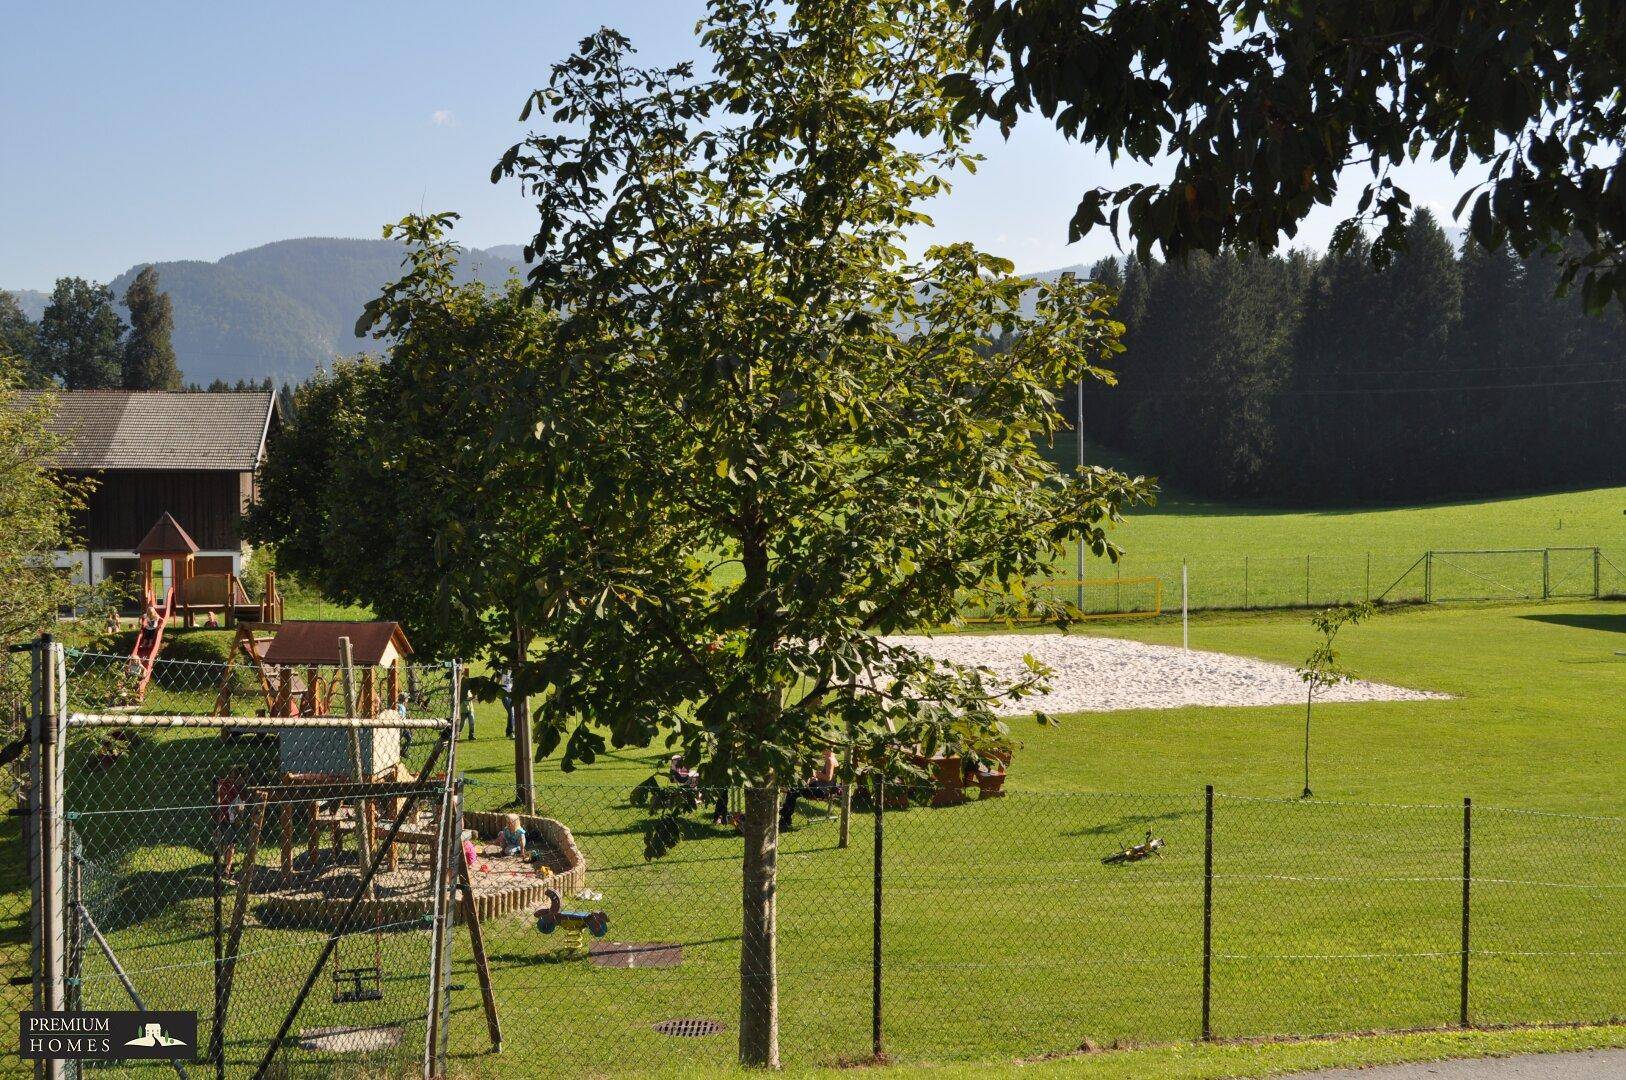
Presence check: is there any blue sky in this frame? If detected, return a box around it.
[2,2,1467,290]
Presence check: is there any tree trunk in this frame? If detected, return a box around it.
[512,615,535,813]
[738,784,780,1067]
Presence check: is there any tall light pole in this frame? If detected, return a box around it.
[1075,377,1085,606]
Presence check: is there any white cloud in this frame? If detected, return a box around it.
[430,109,456,127]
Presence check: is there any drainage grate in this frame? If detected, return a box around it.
[653,1018,726,1038]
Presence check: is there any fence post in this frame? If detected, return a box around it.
[1593,548,1601,599]
[39,635,66,1080]
[1542,549,1551,600]
[425,667,463,1079]
[25,639,41,1020]
[213,838,225,1080]
[872,774,884,1060]
[436,779,465,1074]
[1425,552,1433,604]
[1202,785,1214,1041]
[1460,796,1472,1028]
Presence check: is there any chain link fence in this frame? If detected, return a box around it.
[8,644,1623,1077]
[433,783,1620,1075]
[1061,547,1626,616]
[11,644,461,1079]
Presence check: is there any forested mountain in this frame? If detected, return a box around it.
[10,290,47,321]
[1074,210,1626,503]
[4,238,524,387]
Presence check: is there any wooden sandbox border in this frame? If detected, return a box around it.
[258,812,587,927]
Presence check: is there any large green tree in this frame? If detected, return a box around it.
[36,277,125,389]
[0,350,98,744]
[951,1,1626,309]
[121,266,182,390]
[0,293,41,386]
[249,230,562,813]
[484,1,1145,1063]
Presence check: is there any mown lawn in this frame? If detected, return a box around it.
[8,599,1623,1077]
[1052,470,1626,612]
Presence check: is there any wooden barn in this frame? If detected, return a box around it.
[23,390,279,600]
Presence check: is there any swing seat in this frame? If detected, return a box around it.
[332,965,384,1004]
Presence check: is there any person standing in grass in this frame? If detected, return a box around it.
[459,684,477,741]
[214,766,249,881]
[499,669,514,738]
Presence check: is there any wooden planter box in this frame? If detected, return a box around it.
[975,748,1011,799]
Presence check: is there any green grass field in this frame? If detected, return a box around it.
[18,596,1622,1078]
[10,483,1626,1077]
[1086,477,1626,559]
[1053,479,1626,613]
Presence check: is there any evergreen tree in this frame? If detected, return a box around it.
[1448,238,1525,489]
[1206,252,1302,496]
[1088,256,1123,291]
[36,278,125,389]
[1361,209,1462,498]
[121,266,182,390]
[1066,215,1618,502]
[1125,254,1226,485]
[1526,239,1626,486]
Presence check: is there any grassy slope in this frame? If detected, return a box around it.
[1091,484,1626,560]
[1049,483,1626,613]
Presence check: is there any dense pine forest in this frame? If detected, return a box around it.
[1073,210,1626,504]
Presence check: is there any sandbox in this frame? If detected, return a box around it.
[257,811,587,928]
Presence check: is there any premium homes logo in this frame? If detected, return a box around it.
[19,1011,196,1061]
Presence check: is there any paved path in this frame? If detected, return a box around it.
[1284,1049,1624,1079]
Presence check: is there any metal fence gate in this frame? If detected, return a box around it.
[15,637,472,1079]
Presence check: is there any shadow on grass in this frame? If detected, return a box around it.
[1519,612,1626,634]
[483,933,741,968]
[1065,808,1196,839]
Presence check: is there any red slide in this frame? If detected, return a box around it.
[127,585,174,701]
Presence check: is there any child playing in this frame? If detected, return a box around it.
[498,813,526,857]
[214,767,250,880]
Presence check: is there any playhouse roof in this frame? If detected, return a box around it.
[133,512,200,555]
[16,390,278,472]
[261,621,413,667]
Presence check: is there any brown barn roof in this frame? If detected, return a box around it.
[133,512,200,555]
[16,389,277,471]
[261,621,413,666]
